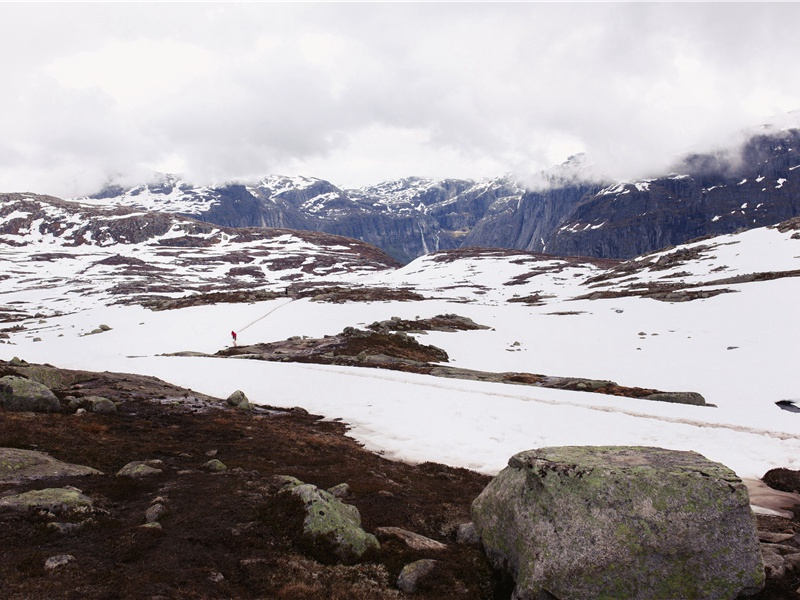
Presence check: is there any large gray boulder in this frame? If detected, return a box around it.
[0,488,93,514]
[472,446,765,600]
[0,448,102,483]
[279,477,380,564]
[0,375,61,412]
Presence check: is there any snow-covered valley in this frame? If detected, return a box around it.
[1,195,799,485]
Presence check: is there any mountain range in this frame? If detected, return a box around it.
[80,127,800,263]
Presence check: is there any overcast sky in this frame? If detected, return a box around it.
[1,3,800,197]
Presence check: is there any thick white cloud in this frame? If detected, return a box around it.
[1,3,799,196]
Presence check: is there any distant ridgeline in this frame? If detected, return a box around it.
[83,129,800,263]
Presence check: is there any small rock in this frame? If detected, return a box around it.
[205,449,218,457]
[327,483,350,498]
[456,522,480,546]
[785,553,800,571]
[45,554,75,570]
[9,357,27,366]
[209,571,224,583]
[116,461,164,478]
[203,459,227,472]
[98,324,111,331]
[86,396,117,414]
[375,527,447,551]
[762,547,786,580]
[758,531,796,544]
[139,522,162,530]
[397,559,438,594]
[226,390,250,410]
[47,522,82,534]
[145,503,169,524]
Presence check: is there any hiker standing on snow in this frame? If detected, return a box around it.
[231,331,237,346]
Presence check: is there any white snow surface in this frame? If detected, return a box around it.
[2,221,800,481]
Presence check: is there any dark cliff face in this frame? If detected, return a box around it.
[546,130,800,258]
[192,184,313,231]
[462,184,604,253]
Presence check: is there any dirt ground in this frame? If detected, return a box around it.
[0,360,798,599]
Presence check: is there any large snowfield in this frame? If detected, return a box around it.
[1,220,799,495]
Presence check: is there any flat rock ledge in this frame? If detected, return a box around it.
[472,446,765,600]
[0,447,103,483]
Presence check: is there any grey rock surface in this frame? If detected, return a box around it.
[397,559,438,594]
[280,479,380,564]
[472,446,765,600]
[0,487,93,514]
[226,390,250,410]
[0,447,102,483]
[374,526,447,551]
[0,375,61,412]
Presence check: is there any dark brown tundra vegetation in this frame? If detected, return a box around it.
[0,359,799,599]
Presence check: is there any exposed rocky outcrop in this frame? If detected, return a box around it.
[472,446,765,600]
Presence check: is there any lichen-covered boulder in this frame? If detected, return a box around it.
[472,446,765,600]
[0,487,93,514]
[0,448,102,483]
[116,460,164,478]
[226,390,250,410]
[0,375,61,412]
[279,478,379,564]
[83,396,117,414]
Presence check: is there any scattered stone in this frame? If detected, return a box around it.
[456,522,480,546]
[86,396,117,414]
[8,357,27,366]
[0,447,102,483]
[784,553,800,571]
[397,559,438,594]
[762,547,786,580]
[47,522,83,535]
[375,526,447,551]
[203,459,227,472]
[145,503,169,524]
[0,375,61,413]
[280,478,380,564]
[116,460,164,478]
[98,324,111,331]
[45,554,75,570]
[759,531,796,544]
[226,390,250,410]
[327,483,350,498]
[472,446,765,600]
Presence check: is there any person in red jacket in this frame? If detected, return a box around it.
[231,331,237,346]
